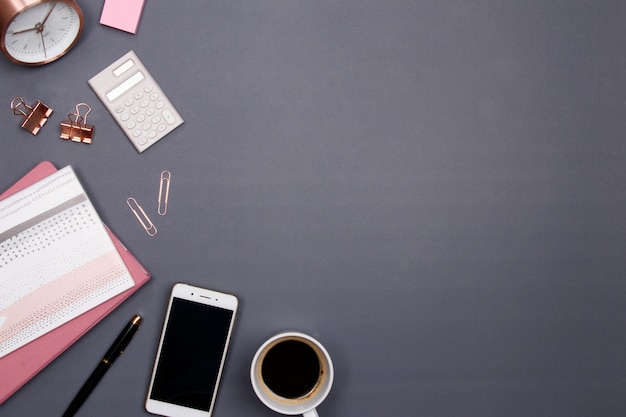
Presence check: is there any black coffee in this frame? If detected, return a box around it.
[261,339,321,399]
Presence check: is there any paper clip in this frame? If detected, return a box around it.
[60,103,95,144]
[11,96,53,135]
[127,197,157,236]
[157,170,171,216]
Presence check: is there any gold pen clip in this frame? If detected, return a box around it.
[157,170,171,216]
[126,197,157,236]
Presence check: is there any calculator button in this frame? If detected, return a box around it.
[134,92,143,100]
[138,137,148,145]
[124,98,134,107]
[155,101,165,109]
[146,108,156,116]
[114,105,124,113]
[144,85,154,93]
[126,120,136,129]
[130,106,140,115]
[120,113,131,122]
[149,93,159,101]
[152,115,161,124]
[136,114,146,123]
[148,130,158,140]
[157,124,167,132]
[162,109,177,125]
[142,123,152,131]
[140,100,149,108]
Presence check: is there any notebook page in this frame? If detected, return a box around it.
[0,166,135,358]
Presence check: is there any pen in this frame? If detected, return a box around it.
[62,314,143,417]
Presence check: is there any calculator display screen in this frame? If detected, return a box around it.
[106,72,145,102]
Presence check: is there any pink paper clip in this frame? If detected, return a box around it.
[127,197,157,236]
[157,170,171,216]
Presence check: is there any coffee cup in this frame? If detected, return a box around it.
[250,331,334,417]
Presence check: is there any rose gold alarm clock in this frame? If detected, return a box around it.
[0,0,83,65]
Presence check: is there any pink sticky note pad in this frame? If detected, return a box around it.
[100,0,146,34]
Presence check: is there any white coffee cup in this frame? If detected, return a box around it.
[250,332,334,417]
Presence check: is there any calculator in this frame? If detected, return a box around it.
[88,50,184,153]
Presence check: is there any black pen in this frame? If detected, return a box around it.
[62,315,143,417]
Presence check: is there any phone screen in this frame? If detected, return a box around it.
[149,297,234,412]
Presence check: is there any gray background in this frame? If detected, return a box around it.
[1,0,626,416]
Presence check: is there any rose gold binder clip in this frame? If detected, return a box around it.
[157,170,171,216]
[11,96,53,135]
[60,103,95,144]
[127,197,157,236]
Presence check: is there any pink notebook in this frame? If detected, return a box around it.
[0,161,151,404]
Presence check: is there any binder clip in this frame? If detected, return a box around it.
[60,103,95,144]
[11,96,53,135]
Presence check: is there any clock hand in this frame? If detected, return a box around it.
[41,3,56,27]
[40,30,47,58]
[10,26,39,35]
[11,4,55,35]
[10,3,55,36]
[38,2,57,58]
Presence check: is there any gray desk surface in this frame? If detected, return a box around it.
[2,1,626,416]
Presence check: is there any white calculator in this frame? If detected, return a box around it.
[88,50,183,153]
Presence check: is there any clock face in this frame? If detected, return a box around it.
[3,1,82,65]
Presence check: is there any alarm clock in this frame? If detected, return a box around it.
[0,0,83,66]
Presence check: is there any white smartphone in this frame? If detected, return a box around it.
[145,283,238,417]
